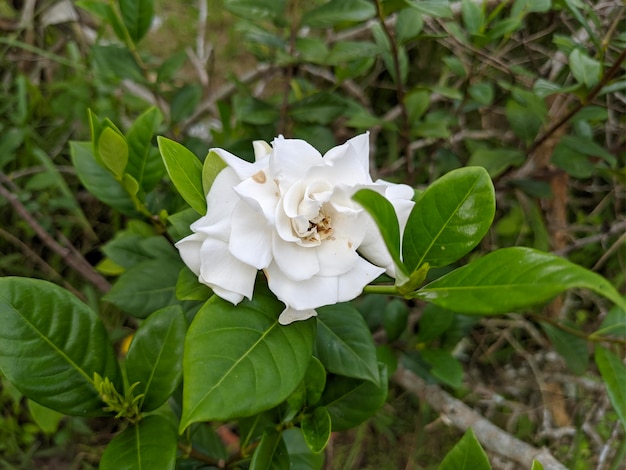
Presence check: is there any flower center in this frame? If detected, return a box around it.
[292,205,333,245]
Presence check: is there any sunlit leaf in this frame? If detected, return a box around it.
[438,428,490,470]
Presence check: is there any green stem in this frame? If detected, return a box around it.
[363,284,399,296]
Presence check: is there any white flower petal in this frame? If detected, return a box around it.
[192,169,241,239]
[323,132,371,182]
[253,140,272,161]
[270,137,322,183]
[278,306,317,325]
[337,256,385,302]
[211,148,257,180]
[316,237,360,276]
[229,203,273,269]
[175,232,205,276]
[272,236,320,281]
[265,262,337,310]
[198,237,257,303]
[234,171,280,224]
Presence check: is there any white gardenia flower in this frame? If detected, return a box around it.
[176,132,415,325]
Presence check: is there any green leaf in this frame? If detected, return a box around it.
[98,127,128,180]
[405,89,431,124]
[126,107,164,192]
[290,92,347,125]
[103,257,183,318]
[594,302,626,339]
[176,266,213,301]
[283,428,324,470]
[125,306,186,411]
[27,400,64,434]
[420,349,463,388]
[70,141,138,216]
[301,407,331,453]
[353,189,407,277]
[0,277,121,416]
[552,142,594,178]
[225,0,286,21]
[383,298,409,341]
[569,48,602,88]
[157,137,206,215]
[302,0,376,27]
[416,304,455,343]
[438,428,490,470]
[560,135,616,166]
[119,0,154,44]
[76,1,127,41]
[202,150,227,196]
[233,94,280,126]
[325,41,380,65]
[91,45,144,83]
[408,0,453,18]
[304,356,326,406]
[321,363,388,431]
[541,322,589,375]
[416,247,623,313]
[486,18,521,40]
[250,430,289,470]
[170,84,203,123]
[396,8,424,44]
[180,291,316,429]
[315,304,380,384]
[467,148,525,178]
[402,167,495,272]
[505,99,543,145]
[531,460,545,470]
[100,415,177,470]
[595,346,626,430]
[462,0,484,35]
[468,82,494,105]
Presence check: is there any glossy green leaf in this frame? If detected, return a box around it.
[321,363,387,431]
[100,415,177,470]
[304,356,326,406]
[176,266,212,301]
[541,322,588,375]
[409,0,453,18]
[402,167,495,272]
[552,142,594,178]
[315,303,380,384]
[595,346,626,429]
[0,277,121,416]
[157,137,206,215]
[438,428,490,470]
[180,291,316,429]
[283,428,324,470]
[101,233,157,270]
[125,306,186,411]
[250,430,289,470]
[119,0,154,44]
[303,0,375,27]
[70,141,138,216]
[416,247,623,313]
[98,124,128,180]
[301,407,331,453]
[126,107,164,192]
[569,48,602,88]
[560,134,616,166]
[103,257,183,318]
[353,189,407,277]
[505,99,543,144]
[290,92,347,125]
[202,150,227,196]
[593,302,626,339]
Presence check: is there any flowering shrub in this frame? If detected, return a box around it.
[177,133,414,324]
[0,0,624,468]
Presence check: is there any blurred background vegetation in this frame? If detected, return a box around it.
[0,0,624,468]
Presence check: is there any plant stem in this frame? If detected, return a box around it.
[363,284,399,296]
